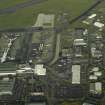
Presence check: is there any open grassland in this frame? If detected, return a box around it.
[0,0,30,9]
[0,0,95,29]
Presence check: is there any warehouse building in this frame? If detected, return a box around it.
[74,39,87,46]
[72,65,80,84]
[90,82,102,95]
[34,64,46,76]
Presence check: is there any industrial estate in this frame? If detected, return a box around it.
[0,0,105,105]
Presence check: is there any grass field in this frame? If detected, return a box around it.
[0,0,29,9]
[0,0,95,29]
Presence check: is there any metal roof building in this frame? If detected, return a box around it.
[74,39,87,46]
[88,14,97,19]
[0,78,14,96]
[94,22,104,28]
[72,65,80,84]
[90,82,102,95]
[34,64,46,76]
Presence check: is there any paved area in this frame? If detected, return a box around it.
[49,34,61,65]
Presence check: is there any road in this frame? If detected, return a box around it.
[49,34,61,65]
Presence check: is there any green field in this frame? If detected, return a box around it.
[0,0,29,9]
[0,0,95,29]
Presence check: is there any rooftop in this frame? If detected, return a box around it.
[72,65,80,84]
[0,77,14,96]
[34,64,46,76]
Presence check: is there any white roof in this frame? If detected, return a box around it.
[82,20,90,25]
[72,65,80,84]
[74,39,84,41]
[0,91,12,95]
[95,82,102,93]
[34,64,46,76]
[91,47,96,57]
[0,73,16,76]
[74,39,87,46]
[83,29,88,35]
[2,77,9,81]
[89,75,97,80]
[75,54,82,57]
[96,34,102,39]
[90,82,102,94]
[1,40,12,63]
[94,71,102,76]
[21,67,32,70]
[16,69,26,74]
[92,67,99,72]
[88,14,97,19]
[30,92,44,96]
[94,22,104,28]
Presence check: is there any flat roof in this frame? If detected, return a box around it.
[34,64,46,76]
[72,65,80,84]
[90,82,102,94]
[94,22,104,28]
[74,39,87,46]
[88,14,96,19]
[95,82,102,93]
